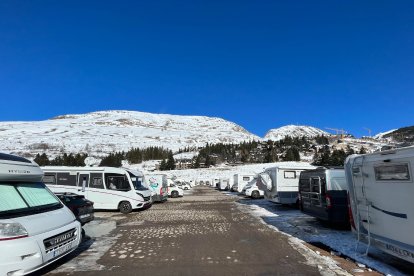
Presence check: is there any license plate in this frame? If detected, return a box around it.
[52,242,74,258]
[79,214,90,219]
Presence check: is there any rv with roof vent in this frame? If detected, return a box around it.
[299,168,349,225]
[257,164,315,204]
[345,146,414,263]
[0,153,81,275]
[42,166,152,214]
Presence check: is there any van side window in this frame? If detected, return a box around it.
[43,173,56,184]
[90,173,104,189]
[243,176,250,181]
[105,173,131,191]
[284,171,296,179]
[311,178,320,193]
[56,173,77,186]
[374,164,410,181]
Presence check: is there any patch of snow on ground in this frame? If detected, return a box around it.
[237,199,410,276]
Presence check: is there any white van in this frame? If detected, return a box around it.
[42,166,152,214]
[167,179,184,198]
[0,153,81,275]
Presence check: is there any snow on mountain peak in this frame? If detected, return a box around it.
[264,125,329,141]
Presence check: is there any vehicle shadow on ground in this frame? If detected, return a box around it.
[30,235,94,276]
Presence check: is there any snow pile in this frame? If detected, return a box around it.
[265,125,329,141]
[373,129,398,139]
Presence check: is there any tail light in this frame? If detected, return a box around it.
[325,194,332,209]
[160,188,163,196]
[347,192,356,229]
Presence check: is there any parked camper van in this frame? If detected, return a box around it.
[42,166,152,214]
[218,178,230,191]
[244,177,264,199]
[345,147,414,263]
[257,164,315,204]
[167,179,184,198]
[232,174,255,193]
[299,168,349,225]
[145,174,168,202]
[0,153,82,275]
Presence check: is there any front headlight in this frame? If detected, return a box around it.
[0,222,28,241]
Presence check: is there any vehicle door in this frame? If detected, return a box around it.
[77,173,89,198]
[88,173,106,208]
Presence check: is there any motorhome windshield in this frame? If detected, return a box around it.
[0,182,62,219]
[128,172,148,191]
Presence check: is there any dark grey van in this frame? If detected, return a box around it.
[298,168,349,226]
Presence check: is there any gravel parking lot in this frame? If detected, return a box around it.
[35,186,380,276]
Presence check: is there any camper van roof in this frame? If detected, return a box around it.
[0,153,32,164]
[0,153,43,182]
[266,164,315,171]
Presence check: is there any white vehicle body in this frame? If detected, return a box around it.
[167,180,184,198]
[257,164,315,204]
[345,146,414,263]
[144,174,168,202]
[245,183,265,199]
[0,153,81,275]
[232,174,256,193]
[218,178,230,191]
[42,166,152,213]
[212,178,220,187]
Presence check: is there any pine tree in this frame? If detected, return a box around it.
[166,152,175,170]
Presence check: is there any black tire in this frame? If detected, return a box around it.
[252,191,260,199]
[171,191,179,198]
[119,201,132,214]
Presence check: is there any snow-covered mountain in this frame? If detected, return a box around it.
[0,110,260,158]
[264,125,329,141]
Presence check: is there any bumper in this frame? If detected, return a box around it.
[0,220,81,276]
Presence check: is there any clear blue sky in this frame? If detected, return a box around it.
[0,1,413,137]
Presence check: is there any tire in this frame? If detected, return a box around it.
[119,201,132,214]
[171,191,179,198]
[252,191,260,199]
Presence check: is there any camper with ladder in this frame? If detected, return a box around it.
[345,146,414,263]
[257,164,315,204]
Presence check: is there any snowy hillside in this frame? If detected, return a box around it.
[0,110,260,158]
[373,129,398,139]
[264,125,329,141]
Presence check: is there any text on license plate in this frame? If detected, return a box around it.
[79,214,90,219]
[52,242,73,258]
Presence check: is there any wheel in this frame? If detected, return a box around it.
[252,191,260,199]
[171,191,179,198]
[119,201,132,214]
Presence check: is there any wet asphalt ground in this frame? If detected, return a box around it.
[40,186,334,276]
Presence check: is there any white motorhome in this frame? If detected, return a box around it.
[218,178,230,191]
[345,146,414,263]
[243,177,264,199]
[257,164,315,204]
[144,174,168,202]
[232,174,256,193]
[0,153,82,275]
[167,179,184,198]
[42,166,152,214]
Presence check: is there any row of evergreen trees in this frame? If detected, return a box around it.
[34,146,173,168]
[34,153,88,166]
